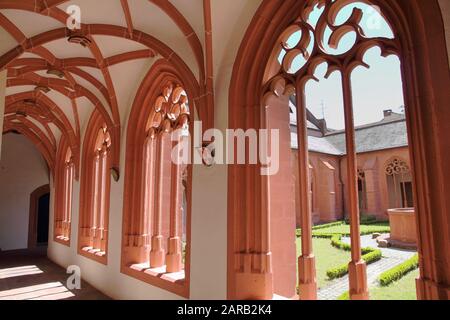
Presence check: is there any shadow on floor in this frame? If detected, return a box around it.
[0,248,110,300]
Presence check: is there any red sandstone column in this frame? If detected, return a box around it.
[139,136,155,256]
[61,164,69,238]
[93,149,103,250]
[166,131,183,273]
[90,151,101,248]
[342,72,368,300]
[99,147,108,252]
[64,163,74,239]
[296,85,318,300]
[150,133,166,268]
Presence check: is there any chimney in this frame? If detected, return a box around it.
[317,118,328,135]
[383,109,393,118]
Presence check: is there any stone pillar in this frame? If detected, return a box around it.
[150,133,166,268]
[139,136,154,258]
[90,151,101,248]
[166,132,183,273]
[99,147,108,252]
[264,92,297,298]
[63,163,74,239]
[342,72,368,300]
[295,86,317,300]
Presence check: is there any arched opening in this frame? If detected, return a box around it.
[78,112,112,265]
[121,61,194,298]
[28,185,50,249]
[228,0,450,300]
[385,157,413,209]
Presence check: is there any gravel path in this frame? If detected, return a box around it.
[317,235,416,300]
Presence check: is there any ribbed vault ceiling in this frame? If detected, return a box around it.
[0,0,208,173]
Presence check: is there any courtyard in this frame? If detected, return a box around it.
[296,221,418,300]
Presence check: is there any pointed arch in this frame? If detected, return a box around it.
[228,0,450,300]
[120,59,192,298]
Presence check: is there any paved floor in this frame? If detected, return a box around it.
[317,235,416,300]
[0,248,110,300]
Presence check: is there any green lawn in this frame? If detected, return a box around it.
[369,269,419,300]
[296,222,390,289]
[296,237,351,289]
[297,222,418,300]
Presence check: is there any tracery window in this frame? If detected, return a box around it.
[358,169,367,212]
[121,80,191,297]
[145,84,190,273]
[54,144,74,245]
[262,0,401,300]
[78,124,112,263]
[385,157,413,208]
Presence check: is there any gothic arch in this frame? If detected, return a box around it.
[120,59,193,298]
[228,0,450,300]
[53,136,74,246]
[77,111,113,265]
[28,184,51,249]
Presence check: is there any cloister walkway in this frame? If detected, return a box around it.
[317,235,417,300]
[0,248,109,300]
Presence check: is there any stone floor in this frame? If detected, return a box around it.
[0,248,110,300]
[317,235,417,300]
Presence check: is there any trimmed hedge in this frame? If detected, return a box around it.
[344,214,377,225]
[337,291,350,300]
[330,234,373,255]
[326,248,382,280]
[378,254,419,286]
[312,221,344,230]
[297,221,390,238]
[296,221,344,237]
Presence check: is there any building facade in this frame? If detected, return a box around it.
[291,109,413,225]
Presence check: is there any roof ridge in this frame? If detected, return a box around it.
[325,117,406,137]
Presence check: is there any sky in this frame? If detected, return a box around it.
[284,2,405,130]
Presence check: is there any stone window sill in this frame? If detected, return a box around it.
[121,263,188,298]
[54,236,70,247]
[78,246,107,265]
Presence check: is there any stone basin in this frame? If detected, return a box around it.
[387,208,417,245]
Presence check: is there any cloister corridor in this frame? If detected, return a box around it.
[0,0,449,304]
[0,248,109,300]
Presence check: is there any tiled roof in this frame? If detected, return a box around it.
[291,117,409,155]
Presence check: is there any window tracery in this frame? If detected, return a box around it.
[54,145,74,244]
[263,0,399,300]
[78,121,112,263]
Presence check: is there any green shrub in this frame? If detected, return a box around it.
[297,231,338,239]
[297,221,344,237]
[330,234,373,255]
[378,254,419,286]
[337,291,350,300]
[344,214,377,225]
[363,249,383,264]
[326,249,382,280]
[312,221,344,230]
[326,263,349,279]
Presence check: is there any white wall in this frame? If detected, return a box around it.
[0,133,49,251]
